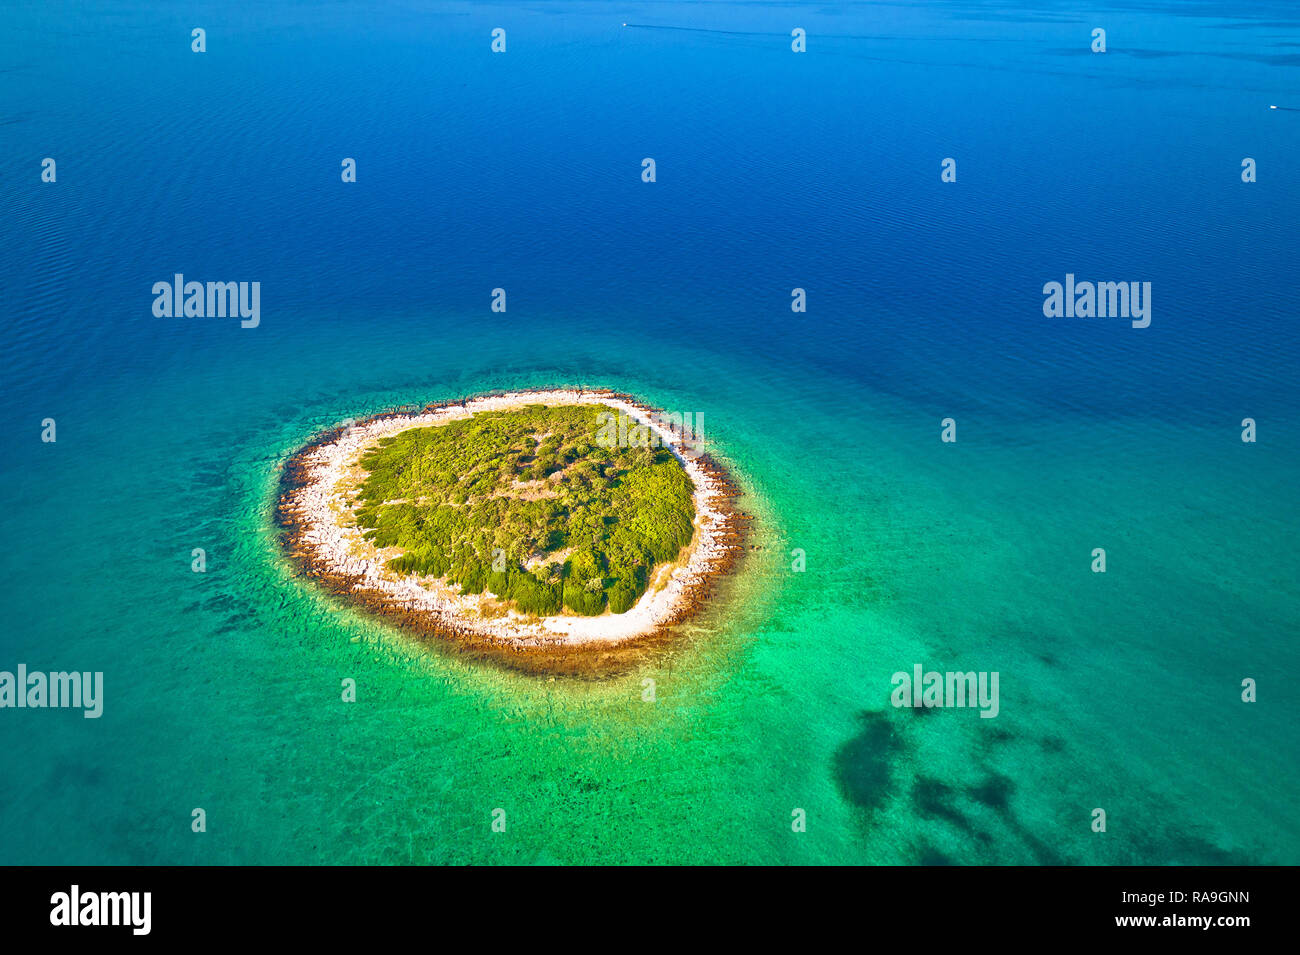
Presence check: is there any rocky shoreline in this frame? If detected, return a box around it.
[275,388,751,676]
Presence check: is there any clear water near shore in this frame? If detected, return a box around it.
[1,0,1297,864]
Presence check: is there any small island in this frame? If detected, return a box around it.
[277,390,747,671]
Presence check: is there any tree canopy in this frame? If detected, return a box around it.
[352,404,695,616]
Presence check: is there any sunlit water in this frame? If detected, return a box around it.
[1,0,1296,864]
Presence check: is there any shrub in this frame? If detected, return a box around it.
[357,404,696,617]
[607,581,638,614]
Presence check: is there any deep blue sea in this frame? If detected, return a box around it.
[1,0,1297,864]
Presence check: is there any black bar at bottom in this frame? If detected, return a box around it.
[2,865,1280,941]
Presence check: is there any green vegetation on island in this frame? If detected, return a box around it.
[352,404,696,616]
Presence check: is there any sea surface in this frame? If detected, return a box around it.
[1,0,1297,864]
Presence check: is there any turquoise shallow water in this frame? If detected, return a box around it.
[3,314,1295,865]
[2,0,1298,864]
